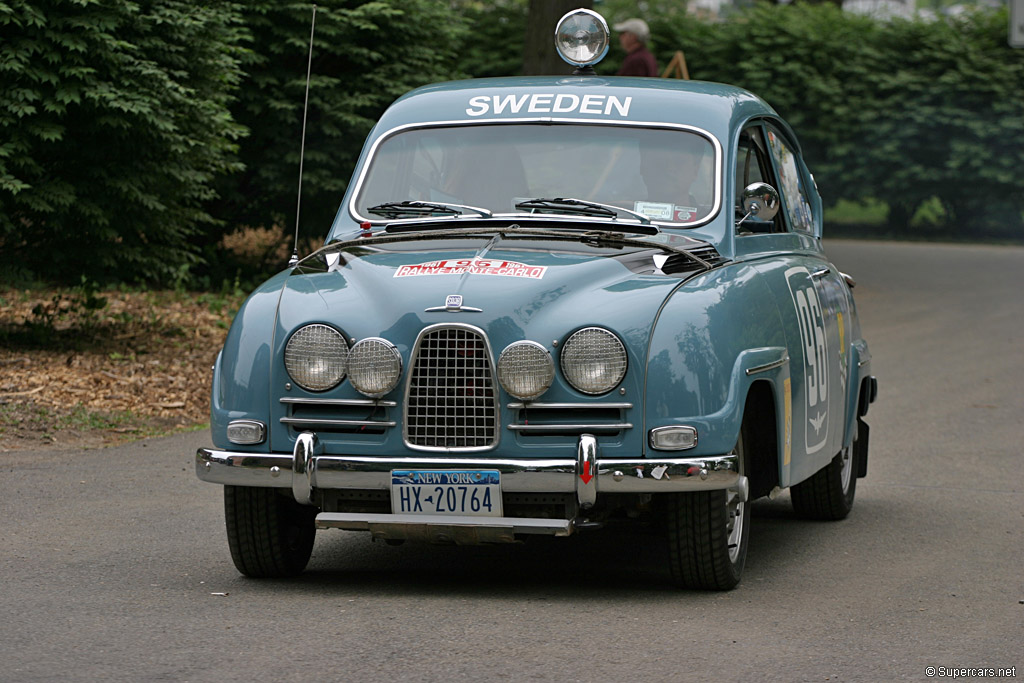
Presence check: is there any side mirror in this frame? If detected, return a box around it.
[738,183,780,223]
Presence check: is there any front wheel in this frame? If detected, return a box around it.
[790,443,857,521]
[666,432,750,590]
[224,486,317,578]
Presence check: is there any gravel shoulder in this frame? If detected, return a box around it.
[0,287,243,452]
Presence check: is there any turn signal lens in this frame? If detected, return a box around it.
[227,420,266,445]
[649,426,698,451]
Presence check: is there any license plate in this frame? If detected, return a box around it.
[391,470,502,517]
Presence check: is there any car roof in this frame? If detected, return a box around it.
[375,76,780,145]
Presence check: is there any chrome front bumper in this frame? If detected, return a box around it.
[196,432,742,540]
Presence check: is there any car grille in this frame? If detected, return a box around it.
[405,324,498,451]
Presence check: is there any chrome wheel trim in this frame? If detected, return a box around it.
[839,444,853,493]
[726,435,746,564]
[726,488,745,564]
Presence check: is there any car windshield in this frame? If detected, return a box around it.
[352,123,718,226]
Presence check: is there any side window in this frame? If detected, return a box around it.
[736,126,782,233]
[765,127,815,234]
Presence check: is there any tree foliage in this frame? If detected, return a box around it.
[0,0,246,284]
[522,0,592,75]
[207,0,468,248]
[458,0,528,78]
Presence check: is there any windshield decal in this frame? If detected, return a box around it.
[466,93,632,117]
[634,202,699,222]
[395,258,547,279]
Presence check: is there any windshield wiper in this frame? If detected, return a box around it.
[366,200,492,219]
[514,197,654,227]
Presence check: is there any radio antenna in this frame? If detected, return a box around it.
[289,4,317,268]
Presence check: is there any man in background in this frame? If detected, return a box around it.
[614,18,657,77]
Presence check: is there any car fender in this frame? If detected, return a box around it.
[210,270,290,450]
[644,262,792,481]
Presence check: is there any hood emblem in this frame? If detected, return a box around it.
[425,294,482,313]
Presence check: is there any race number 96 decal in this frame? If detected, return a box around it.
[785,266,829,454]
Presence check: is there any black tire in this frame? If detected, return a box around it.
[790,443,856,521]
[224,485,317,578]
[666,431,750,590]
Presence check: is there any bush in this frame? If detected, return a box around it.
[0,0,246,285]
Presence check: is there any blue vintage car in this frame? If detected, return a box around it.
[196,9,877,589]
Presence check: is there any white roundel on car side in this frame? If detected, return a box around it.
[785,266,830,455]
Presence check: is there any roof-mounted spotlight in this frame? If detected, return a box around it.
[555,8,610,75]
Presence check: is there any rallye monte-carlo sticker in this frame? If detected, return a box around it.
[395,259,547,279]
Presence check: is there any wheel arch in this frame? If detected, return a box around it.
[741,380,781,501]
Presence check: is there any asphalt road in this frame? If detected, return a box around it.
[2,240,1021,682]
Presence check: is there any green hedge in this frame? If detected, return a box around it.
[3,2,1020,288]
[0,0,467,287]
[463,2,1024,238]
[0,0,246,285]
[646,4,1024,238]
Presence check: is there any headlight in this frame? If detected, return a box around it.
[498,341,554,401]
[554,8,609,68]
[560,327,627,395]
[348,337,402,398]
[284,324,349,392]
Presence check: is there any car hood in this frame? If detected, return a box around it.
[275,236,694,358]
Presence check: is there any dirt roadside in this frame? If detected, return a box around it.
[1,287,243,452]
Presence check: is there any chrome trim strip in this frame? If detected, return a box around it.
[316,512,572,539]
[507,402,633,410]
[598,455,738,493]
[507,423,633,432]
[195,449,293,487]
[196,448,739,495]
[315,455,575,492]
[745,355,790,376]
[424,306,483,312]
[280,417,397,428]
[281,397,397,408]
[346,117,724,230]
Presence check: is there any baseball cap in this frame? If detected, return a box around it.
[613,18,650,43]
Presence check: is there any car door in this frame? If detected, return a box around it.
[735,120,849,483]
[762,123,850,466]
